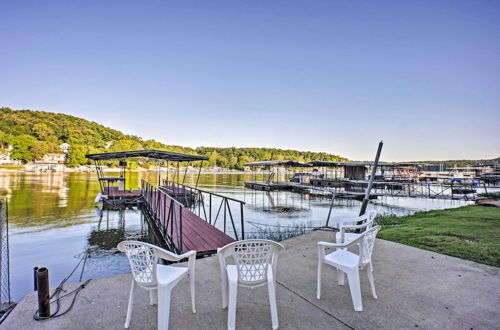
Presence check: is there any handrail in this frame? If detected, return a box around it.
[162,179,245,204]
[162,179,245,240]
[140,180,184,253]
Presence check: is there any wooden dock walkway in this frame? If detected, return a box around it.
[142,182,235,255]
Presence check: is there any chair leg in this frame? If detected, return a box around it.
[149,289,158,305]
[124,280,135,328]
[190,272,196,313]
[267,278,279,330]
[317,261,322,299]
[338,269,345,286]
[346,268,362,311]
[366,264,377,299]
[227,281,238,330]
[221,273,228,309]
[158,285,172,330]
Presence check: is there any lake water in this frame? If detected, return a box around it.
[0,171,471,301]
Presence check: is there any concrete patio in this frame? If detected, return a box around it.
[3,229,500,329]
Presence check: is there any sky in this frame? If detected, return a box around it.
[1,0,499,161]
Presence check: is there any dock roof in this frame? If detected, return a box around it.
[244,160,311,167]
[86,149,208,162]
[308,161,399,167]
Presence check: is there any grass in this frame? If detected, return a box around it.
[376,205,500,267]
[477,192,500,200]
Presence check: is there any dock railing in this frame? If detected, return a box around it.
[0,199,12,317]
[141,180,187,253]
[162,179,246,240]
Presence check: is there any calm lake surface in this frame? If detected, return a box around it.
[0,171,470,301]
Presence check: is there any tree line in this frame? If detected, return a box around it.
[0,107,348,169]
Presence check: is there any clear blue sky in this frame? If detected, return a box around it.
[1,0,499,161]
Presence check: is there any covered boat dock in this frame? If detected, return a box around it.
[86,149,237,255]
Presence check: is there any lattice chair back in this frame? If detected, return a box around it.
[367,210,377,227]
[118,241,159,287]
[221,239,284,286]
[359,226,381,267]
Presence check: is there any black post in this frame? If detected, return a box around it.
[179,206,183,252]
[33,266,38,291]
[209,194,212,225]
[36,267,50,317]
[223,199,227,233]
[359,141,383,217]
[240,203,245,240]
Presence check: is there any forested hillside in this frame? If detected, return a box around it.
[0,107,348,169]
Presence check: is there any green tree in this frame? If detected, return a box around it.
[66,146,87,166]
[32,123,54,140]
[10,134,37,162]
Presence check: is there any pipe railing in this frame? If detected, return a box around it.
[141,180,185,253]
[162,179,246,240]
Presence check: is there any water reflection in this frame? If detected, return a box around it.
[1,171,471,301]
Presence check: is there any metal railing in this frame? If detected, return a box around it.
[141,181,185,254]
[162,180,246,240]
[0,199,12,318]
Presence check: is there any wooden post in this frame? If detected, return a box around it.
[359,141,383,217]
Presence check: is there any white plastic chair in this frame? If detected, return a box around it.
[317,226,381,311]
[218,239,285,330]
[117,241,196,330]
[336,210,377,244]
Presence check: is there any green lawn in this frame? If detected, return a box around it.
[376,205,500,267]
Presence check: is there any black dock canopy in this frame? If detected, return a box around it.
[86,149,208,162]
[308,161,399,167]
[244,160,311,167]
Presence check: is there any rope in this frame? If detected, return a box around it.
[33,248,91,321]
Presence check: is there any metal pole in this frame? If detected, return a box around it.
[36,267,50,317]
[359,141,383,217]
[240,203,244,240]
[325,192,336,227]
[33,266,38,291]
[158,162,161,186]
[195,160,203,188]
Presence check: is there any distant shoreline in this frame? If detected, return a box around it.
[0,165,272,174]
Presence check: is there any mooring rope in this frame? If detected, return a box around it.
[33,248,92,321]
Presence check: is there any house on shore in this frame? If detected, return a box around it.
[25,153,67,172]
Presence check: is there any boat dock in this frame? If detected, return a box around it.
[244,159,499,201]
[86,149,244,255]
[244,181,379,200]
[142,181,235,254]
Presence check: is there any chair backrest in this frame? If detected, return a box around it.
[358,226,380,267]
[367,210,377,227]
[118,241,159,287]
[342,210,376,229]
[219,239,284,286]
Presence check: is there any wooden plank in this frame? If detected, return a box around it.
[148,191,235,254]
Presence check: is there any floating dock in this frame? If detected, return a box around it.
[86,149,239,255]
[142,181,235,255]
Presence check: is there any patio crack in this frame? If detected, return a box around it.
[276,281,355,330]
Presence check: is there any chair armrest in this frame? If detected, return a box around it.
[156,247,196,262]
[340,223,370,231]
[318,235,363,250]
